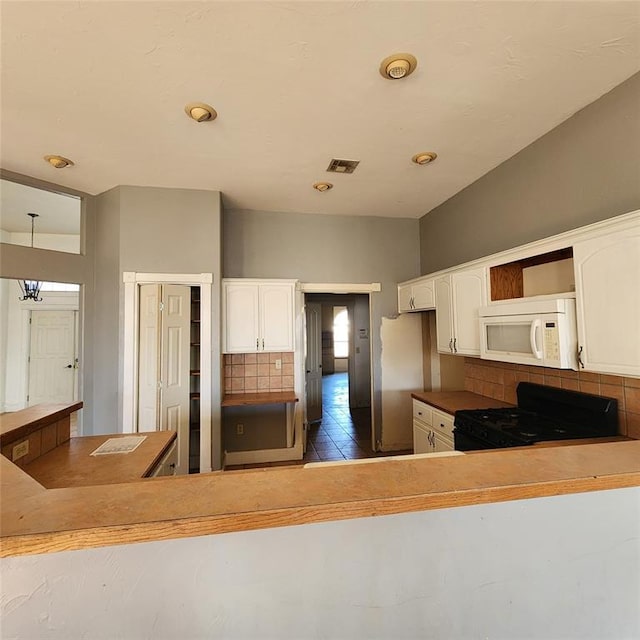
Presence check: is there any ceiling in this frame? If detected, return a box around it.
[1,1,639,220]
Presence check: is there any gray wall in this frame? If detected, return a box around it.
[420,72,640,273]
[2,486,638,638]
[224,209,420,444]
[92,186,222,466]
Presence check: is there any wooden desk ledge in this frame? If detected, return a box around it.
[2,439,640,558]
[221,391,299,406]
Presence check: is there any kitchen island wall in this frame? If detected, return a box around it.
[2,486,638,639]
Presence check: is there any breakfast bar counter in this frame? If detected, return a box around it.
[2,402,640,558]
[23,431,177,489]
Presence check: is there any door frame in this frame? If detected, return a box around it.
[300,282,379,450]
[122,272,213,472]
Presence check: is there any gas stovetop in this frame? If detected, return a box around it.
[453,383,619,450]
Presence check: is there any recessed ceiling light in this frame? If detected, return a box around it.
[412,152,437,165]
[44,155,74,169]
[184,102,217,122]
[379,53,418,80]
[313,182,333,192]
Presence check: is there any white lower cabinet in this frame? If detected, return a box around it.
[412,399,454,453]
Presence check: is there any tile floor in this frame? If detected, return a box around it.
[226,372,411,470]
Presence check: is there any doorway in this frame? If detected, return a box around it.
[304,293,373,461]
[122,271,213,473]
[0,279,81,428]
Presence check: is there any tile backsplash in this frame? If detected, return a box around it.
[464,357,640,438]
[223,352,294,394]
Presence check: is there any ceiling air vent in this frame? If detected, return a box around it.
[326,158,360,174]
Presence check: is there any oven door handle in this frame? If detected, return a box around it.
[530,319,543,360]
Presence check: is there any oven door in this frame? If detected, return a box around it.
[479,314,544,366]
[453,429,497,451]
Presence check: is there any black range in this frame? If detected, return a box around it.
[453,382,619,451]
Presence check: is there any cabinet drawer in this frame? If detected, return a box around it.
[412,400,432,426]
[432,408,454,439]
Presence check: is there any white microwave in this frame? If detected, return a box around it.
[479,296,578,369]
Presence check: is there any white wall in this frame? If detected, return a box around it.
[2,487,638,639]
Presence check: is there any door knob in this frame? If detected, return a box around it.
[65,364,73,369]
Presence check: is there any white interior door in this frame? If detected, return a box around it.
[137,284,161,432]
[305,302,322,425]
[160,285,191,475]
[28,310,76,405]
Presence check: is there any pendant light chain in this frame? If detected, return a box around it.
[18,213,43,302]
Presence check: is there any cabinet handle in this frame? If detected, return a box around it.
[577,345,584,369]
[262,338,265,349]
[256,338,259,351]
[449,338,453,353]
[453,338,457,353]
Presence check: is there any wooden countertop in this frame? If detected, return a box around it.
[222,391,299,407]
[411,390,513,414]
[23,431,176,488]
[1,402,83,445]
[2,436,640,558]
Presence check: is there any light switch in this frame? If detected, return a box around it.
[275,359,282,370]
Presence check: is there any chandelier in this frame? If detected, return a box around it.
[18,213,43,302]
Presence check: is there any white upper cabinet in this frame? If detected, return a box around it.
[259,283,295,352]
[413,280,435,310]
[223,280,295,353]
[573,226,640,377]
[398,278,435,312]
[435,276,454,353]
[398,283,414,313]
[435,267,487,356]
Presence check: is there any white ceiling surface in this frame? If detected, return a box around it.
[0,179,80,234]
[1,1,639,220]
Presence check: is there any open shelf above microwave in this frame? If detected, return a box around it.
[489,247,575,302]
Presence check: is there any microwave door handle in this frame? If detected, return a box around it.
[530,319,543,360]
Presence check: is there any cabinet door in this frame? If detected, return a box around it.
[412,280,435,310]
[223,283,260,353]
[574,227,640,376]
[398,283,414,313]
[435,276,454,353]
[413,423,435,454]
[452,267,487,356]
[433,431,454,453]
[260,283,295,352]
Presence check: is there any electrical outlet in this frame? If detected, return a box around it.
[236,424,244,435]
[12,440,29,461]
[275,358,282,370]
